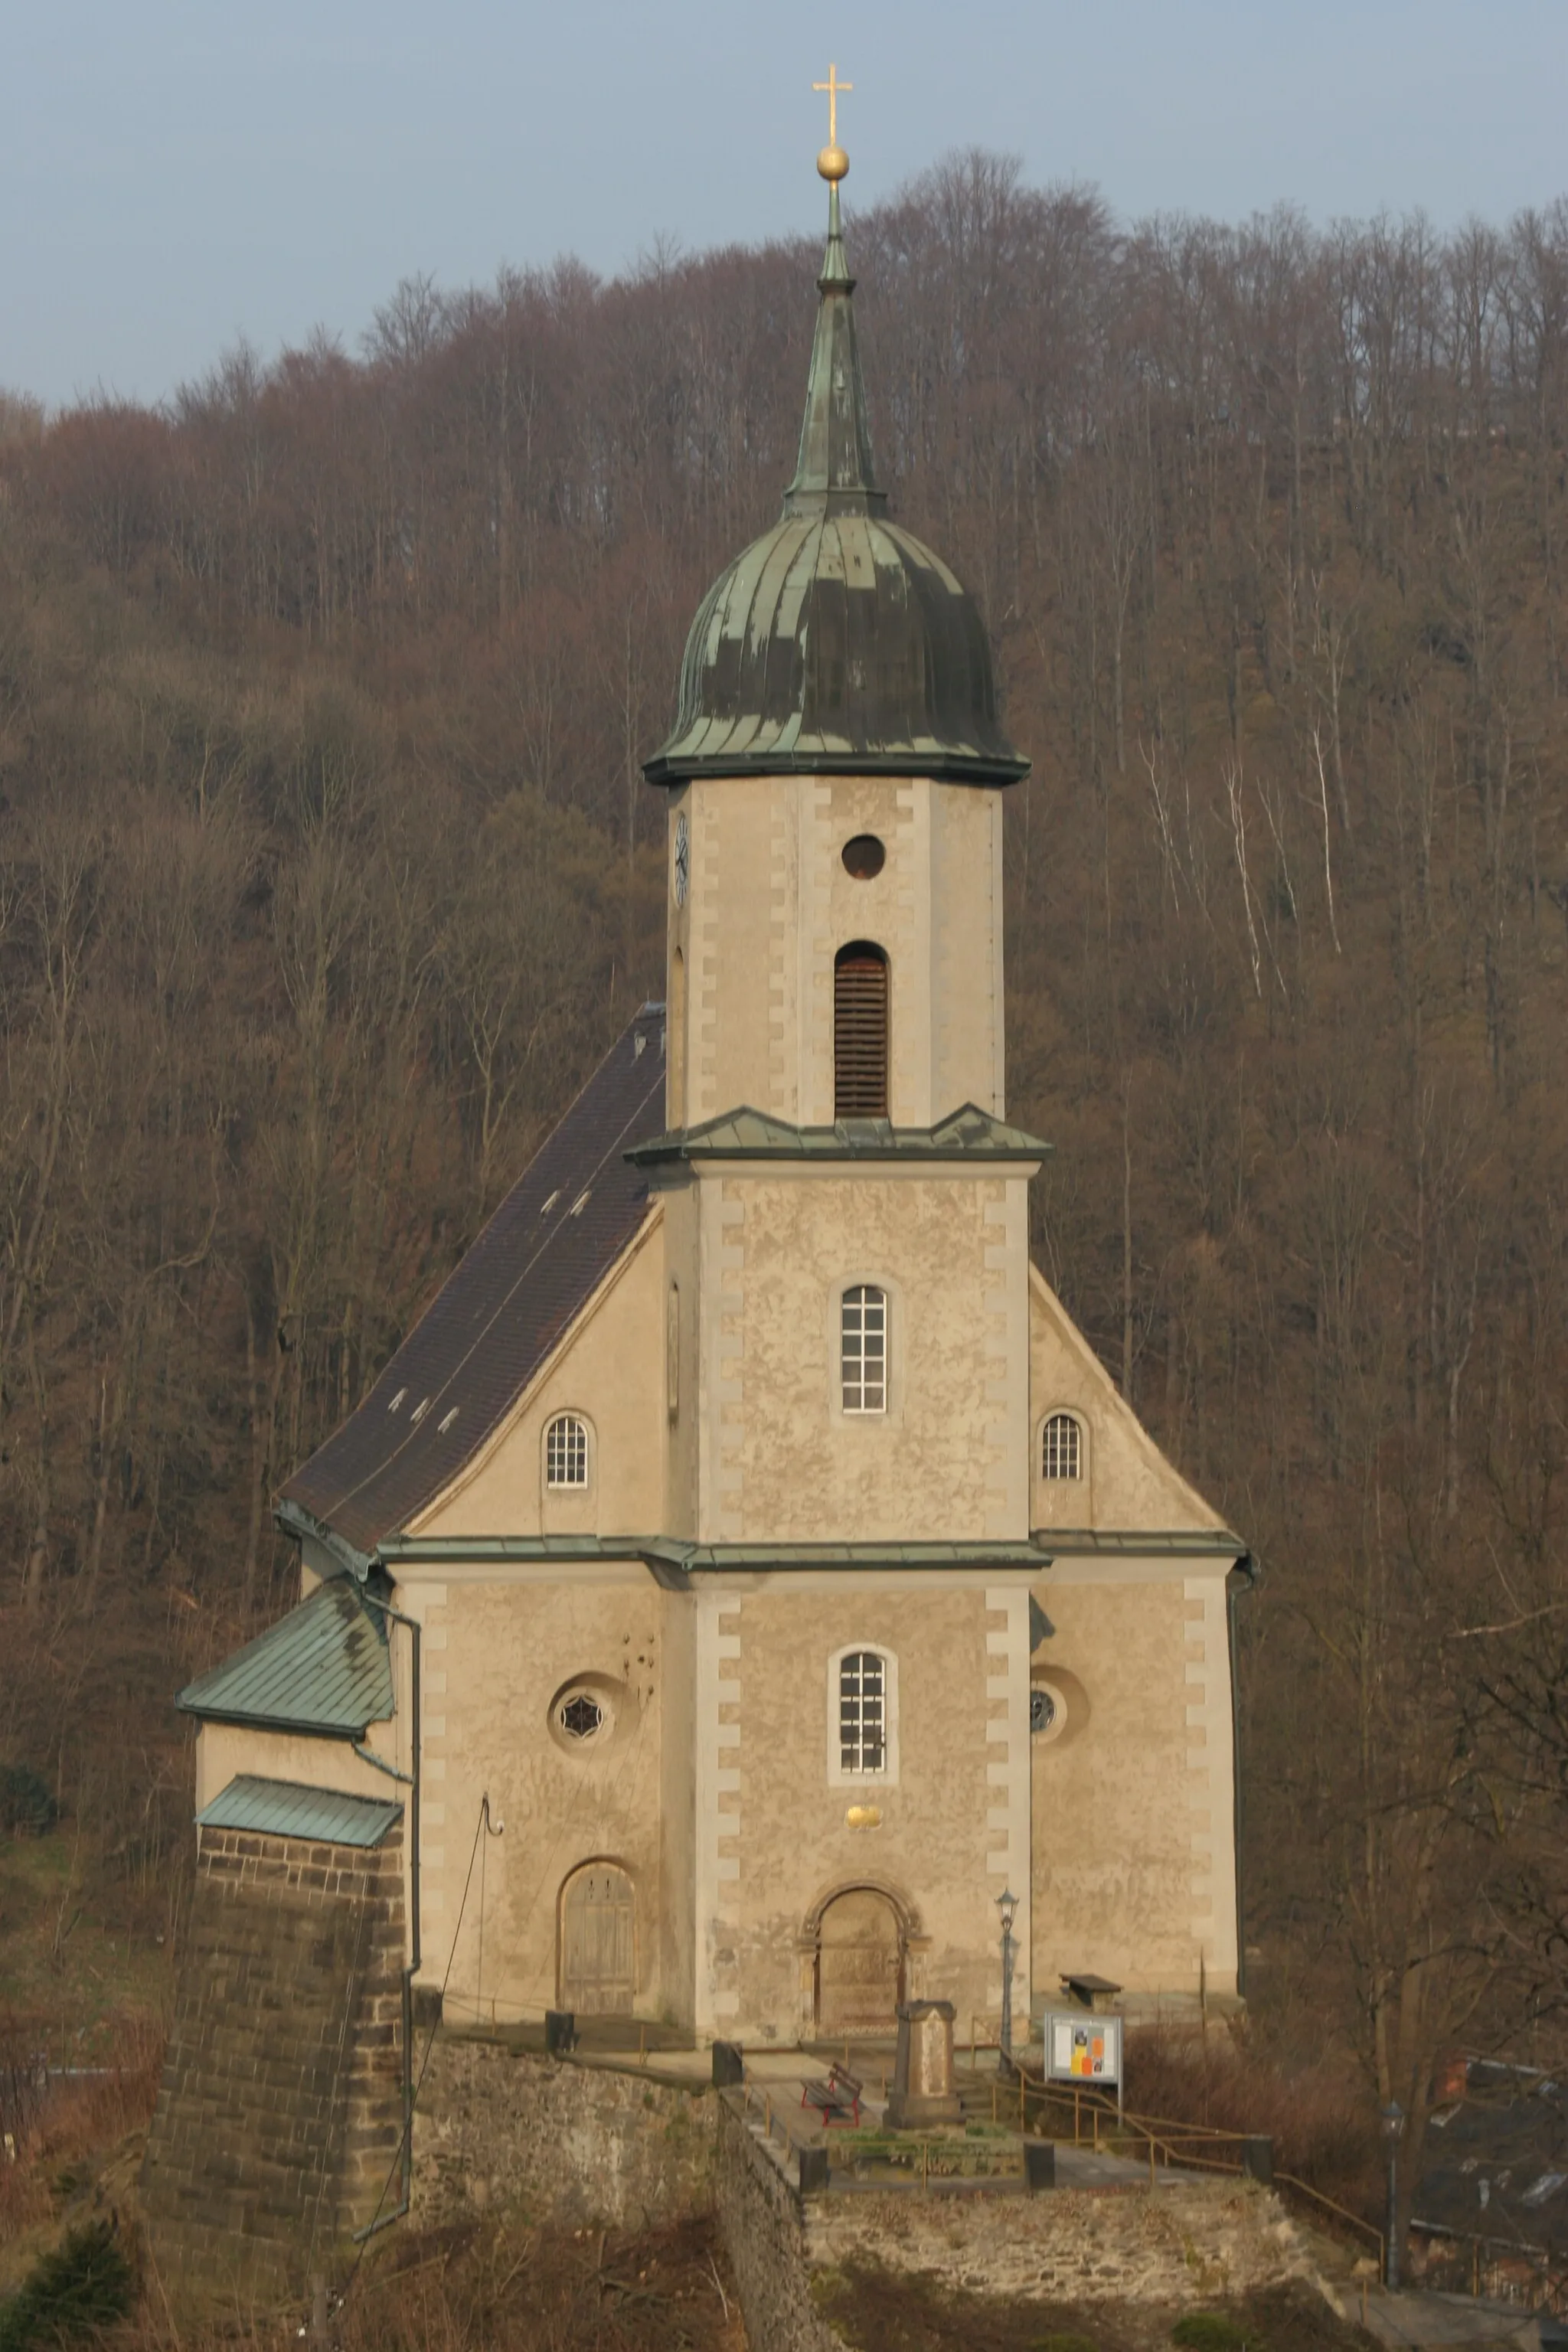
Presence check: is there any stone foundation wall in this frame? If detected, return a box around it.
[713,2099,838,2352]
[139,1824,406,2311]
[712,2093,1328,2352]
[410,2037,714,2229]
[805,2173,1323,2305]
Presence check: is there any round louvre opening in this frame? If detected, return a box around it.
[841,835,887,880]
[559,1694,605,1741]
[1031,1686,1061,1738]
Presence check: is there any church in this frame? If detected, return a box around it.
[167,126,1247,2068]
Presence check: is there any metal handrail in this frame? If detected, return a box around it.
[1275,2170,1385,2259]
[1012,2063,1384,2258]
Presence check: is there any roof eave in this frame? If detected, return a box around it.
[643,746,1031,789]
[275,1494,376,1581]
[375,1531,1053,1577]
[1034,1527,1250,1562]
[174,1694,372,1740]
[626,1111,1052,1170]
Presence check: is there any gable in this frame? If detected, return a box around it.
[408,1210,665,1540]
[280,1006,666,1558]
[1027,1264,1231,1537]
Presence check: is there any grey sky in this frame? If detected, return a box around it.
[5,0,1565,411]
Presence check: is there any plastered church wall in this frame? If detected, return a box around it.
[1024,1269,1241,1998]
[695,1576,1031,2043]
[194,1722,400,1815]
[1029,1570,1237,1996]
[670,775,1004,1131]
[662,1179,701,1538]
[394,1570,670,2022]
[683,1168,1031,1546]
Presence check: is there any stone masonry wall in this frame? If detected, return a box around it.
[713,2098,839,2352]
[805,2172,1325,2305]
[139,1824,406,2313]
[410,2037,714,2230]
[712,2094,1329,2352]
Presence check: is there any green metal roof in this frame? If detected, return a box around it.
[641,1538,1054,1576]
[643,186,1027,792]
[176,1578,394,1737]
[1033,1528,1247,1560]
[196,1774,402,1848]
[373,1531,1054,1581]
[627,1102,1050,1169]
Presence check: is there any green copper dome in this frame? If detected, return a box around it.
[644,189,1028,790]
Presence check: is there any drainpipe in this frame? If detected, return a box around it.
[351,1584,420,2239]
[1226,1555,1256,2004]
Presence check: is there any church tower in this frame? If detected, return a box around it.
[641,136,1042,1563]
[630,113,1060,2037]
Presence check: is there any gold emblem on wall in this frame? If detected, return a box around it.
[844,1803,881,1830]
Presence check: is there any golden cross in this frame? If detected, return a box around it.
[813,63,853,151]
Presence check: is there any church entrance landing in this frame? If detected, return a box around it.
[815,1887,904,2037]
[560,1862,635,2014]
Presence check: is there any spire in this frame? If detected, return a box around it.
[783,75,885,518]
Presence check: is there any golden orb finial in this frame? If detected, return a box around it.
[812,63,852,183]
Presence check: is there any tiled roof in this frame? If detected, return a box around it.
[197,1774,402,1848]
[628,1101,1050,1167]
[176,1578,394,1736]
[280,1007,666,1556]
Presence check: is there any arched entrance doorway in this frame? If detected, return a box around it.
[558,1862,635,2014]
[815,1886,904,2037]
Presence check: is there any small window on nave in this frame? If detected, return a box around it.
[834,941,889,1117]
[1040,1412,1083,1481]
[546,1413,590,1488]
[841,1285,887,1415]
[839,1650,887,1775]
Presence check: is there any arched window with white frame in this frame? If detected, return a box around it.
[841,1285,887,1415]
[545,1412,590,1488]
[840,1650,885,1772]
[1040,1410,1083,1482]
[827,1643,900,1785]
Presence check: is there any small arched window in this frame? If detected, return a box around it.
[1040,1412,1083,1481]
[834,941,888,1116]
[838,1650,887,1775]
[545,1413,590,1488]
[841,1285,887,1415]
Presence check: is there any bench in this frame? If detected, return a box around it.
[801,2063,863,2126]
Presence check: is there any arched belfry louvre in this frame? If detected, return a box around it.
[834,942,888,1117]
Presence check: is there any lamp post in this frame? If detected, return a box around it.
[996,1886,1018,2074]
[1381,2100,1406,2290]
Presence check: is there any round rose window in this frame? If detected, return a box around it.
[559,1693,605,1741]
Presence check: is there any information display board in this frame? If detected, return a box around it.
[1044,2011,1123,2086]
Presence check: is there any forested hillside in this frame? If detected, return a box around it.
[2,152,1566,2223]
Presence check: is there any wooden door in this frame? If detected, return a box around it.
[560,1864,635,2014]
[817,1889,903,2036]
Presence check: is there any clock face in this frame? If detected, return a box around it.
[673,811,690,907]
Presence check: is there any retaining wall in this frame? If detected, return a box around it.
[712,2092,1328,2352]
[410,2037,714,2229]
[139,1824,405,2311]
